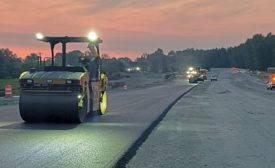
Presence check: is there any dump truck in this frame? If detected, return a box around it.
[18,32,107,123]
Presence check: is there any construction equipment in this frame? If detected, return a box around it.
[199,69,208,80]
[266,74,275,90]
[19,32,107,123]
[186,66,208,83]
[186,67,200,83]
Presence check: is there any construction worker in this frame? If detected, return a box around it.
[81,42,100,82]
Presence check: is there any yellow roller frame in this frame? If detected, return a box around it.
[19,71,29,79]
[100,91,107,115]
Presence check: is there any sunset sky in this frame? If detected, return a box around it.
[0,0,275,59]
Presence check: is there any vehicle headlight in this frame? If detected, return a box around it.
[66,80,72,84]
[66,80,80,85]
[27,79,33,83]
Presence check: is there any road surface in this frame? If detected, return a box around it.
[127,69,275,168]
[0,81,193,168]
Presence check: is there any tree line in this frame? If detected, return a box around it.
[137,33,275,73]
[1,33,275,79]
[0,49,128,79]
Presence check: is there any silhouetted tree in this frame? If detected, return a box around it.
[0,48,22,78]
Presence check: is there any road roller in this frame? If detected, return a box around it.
[18,32,108,123]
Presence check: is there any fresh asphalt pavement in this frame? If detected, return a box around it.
[0,80,193,168]
[127,69,275,168]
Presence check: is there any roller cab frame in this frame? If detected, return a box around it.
[19,35,108,123]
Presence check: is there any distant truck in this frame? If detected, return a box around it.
[199,69,208,80]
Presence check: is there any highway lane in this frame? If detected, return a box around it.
[128,69,275,168]
[0,80,193,168]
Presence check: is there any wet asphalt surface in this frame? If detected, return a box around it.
[0,81,193,168]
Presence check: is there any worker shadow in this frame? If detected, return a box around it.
[0,122,78,130]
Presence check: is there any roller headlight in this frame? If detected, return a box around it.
[36,33,44,40]
[88,32,97,41]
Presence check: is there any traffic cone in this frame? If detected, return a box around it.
[5,85,12,97]
[123,84,127,90]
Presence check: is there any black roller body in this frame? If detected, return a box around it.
[19,91,85,122]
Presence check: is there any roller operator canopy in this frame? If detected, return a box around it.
[36,35,103,44]
[35,32,102,67]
